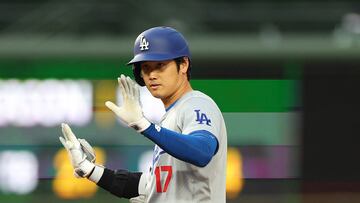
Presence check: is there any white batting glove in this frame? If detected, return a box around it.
[59,123,95,178]
[105,74,151,132]
[72,138,96,178]
[78,138,96,163]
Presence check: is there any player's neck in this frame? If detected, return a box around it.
[162,81,192,109]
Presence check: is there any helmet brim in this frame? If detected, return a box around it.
[127,53,184,65]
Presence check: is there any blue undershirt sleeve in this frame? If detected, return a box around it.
[141,124,218,167]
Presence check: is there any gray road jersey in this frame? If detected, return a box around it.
[131,90,227,203]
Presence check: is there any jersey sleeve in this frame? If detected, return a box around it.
[177,97,221,139]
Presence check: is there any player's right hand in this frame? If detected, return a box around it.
[59,123,96,178]
[105,74,151,132]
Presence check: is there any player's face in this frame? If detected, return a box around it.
[140,58,190,107]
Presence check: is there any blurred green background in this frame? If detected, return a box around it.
[1,0,360,203]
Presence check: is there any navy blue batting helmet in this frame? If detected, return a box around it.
[128,26,191,86]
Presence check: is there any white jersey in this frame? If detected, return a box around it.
[131,90,227,203]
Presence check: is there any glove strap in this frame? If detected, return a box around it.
[88,165,105,183]
[78,139,96,163]
[75,160,95,178]
[129,117,151,132]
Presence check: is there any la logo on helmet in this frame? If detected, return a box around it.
[139,35,149,51]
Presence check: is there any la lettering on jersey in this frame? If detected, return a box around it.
[137,91,227,203]
[194,109,211,126]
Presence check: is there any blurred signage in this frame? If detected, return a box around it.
[0,79,92,127]
[0,150,39,194]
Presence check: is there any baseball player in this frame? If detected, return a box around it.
[59,26,227,202]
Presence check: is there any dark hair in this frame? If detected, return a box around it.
[174,57,191,81]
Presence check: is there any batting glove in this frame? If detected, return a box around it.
[105,74,151,132]
[72,138,96,178]
[59,123,96,178]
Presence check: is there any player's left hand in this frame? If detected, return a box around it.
[105,74,151,132]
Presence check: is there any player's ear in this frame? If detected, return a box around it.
[180,57,189,74]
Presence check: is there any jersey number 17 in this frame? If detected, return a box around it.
[154,165,172,193]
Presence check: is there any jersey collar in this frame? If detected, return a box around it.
[165,100,178,112]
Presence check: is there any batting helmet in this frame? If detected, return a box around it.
[128,26,191,86]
